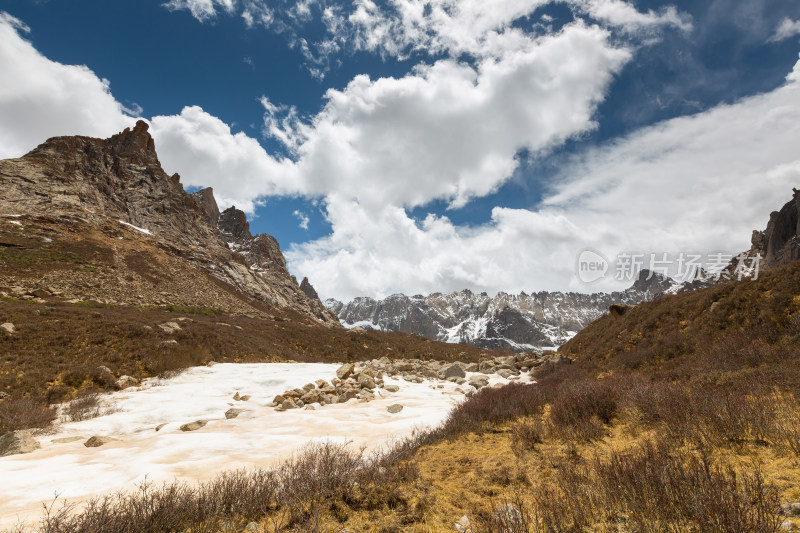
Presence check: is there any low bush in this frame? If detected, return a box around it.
[0,397,57,434]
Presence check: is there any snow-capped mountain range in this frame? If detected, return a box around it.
[325,270,699,352]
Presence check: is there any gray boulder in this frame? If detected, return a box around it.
[386,404,403,414]
[439,363,466,379]
[357,373,376,389]
[0,430,41,456]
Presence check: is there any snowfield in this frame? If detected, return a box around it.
[0,362,524,529]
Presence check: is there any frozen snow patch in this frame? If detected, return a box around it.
[118,220,153,235]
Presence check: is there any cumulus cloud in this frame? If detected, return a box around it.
[284,22,629,211]
[149,106,299,214]
[770,17,800,42]
[0,12,136,158]
[289,58,800,300]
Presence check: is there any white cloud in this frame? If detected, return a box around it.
[293,209,310,229]
[575,0,692,33]
[0,12,136,158]
[290,58,800,300]
[149,106,299,214]
[770,17,800,42]
[288,22,629,211]
[162,0,236,22]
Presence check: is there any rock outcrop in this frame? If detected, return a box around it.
[0,122,339,326]
[300,277,321,302]
[749,188,800,269]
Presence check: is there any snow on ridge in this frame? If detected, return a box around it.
[118,220,153,235]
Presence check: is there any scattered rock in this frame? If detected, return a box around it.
[84,436,119,448]
[97,365,113,375]
[496,369,514,379]
[357,372,376,389]
[158,321,182,334]
[115,375,139,389]
[304,405,316,410]
[206,361,219,367]
[155,423,167,431]
[180,420,208,432]
[783,503,800,518]
[0,323,15,334]
[384,384,400,392]
[387,404,403,414]
[239,395,251,401]
[233,392,241,401]
[0,430,41,456]
[243,523,260,532]
[455,515,473,533]
[161,339,179,347]
[0,391,9,401]
[336,363,355,380]
[782,520,797,531]
[440,363,466,379]
[469,374,490,389]
[225,408,245,419]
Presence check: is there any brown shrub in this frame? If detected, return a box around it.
[0,397,57,434]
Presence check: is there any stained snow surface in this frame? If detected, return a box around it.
[0,362,523,528]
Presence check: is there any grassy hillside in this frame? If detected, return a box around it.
[5,264,800,532]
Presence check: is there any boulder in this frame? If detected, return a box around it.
[0,430,41,456]
[239,395,251,401]
[84,435,119,448]
[469,374,490,389]
[115,375,139,389]
[492,504,523,532]
[496,369,514,379]
[357,373,376,389]
[158,321,182,334]
[386,404,403,414]
[384,384,400,393]
[336,363,355,380]
[439,363,466,379]
[180,420,208,432]
[315,379,330,389]
[782,503,800,518]
[455,515,474,533]
[0,323,15,334]
[225,408,245,419]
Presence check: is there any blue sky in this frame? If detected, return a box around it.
[1,0,800,299]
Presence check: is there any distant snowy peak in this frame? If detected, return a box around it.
[325,270,688,353]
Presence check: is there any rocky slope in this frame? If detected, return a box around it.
[0,121,338,325]
[326,270,685,352]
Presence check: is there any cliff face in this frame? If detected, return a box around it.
[749,188,800,269]
[0,121,339,326]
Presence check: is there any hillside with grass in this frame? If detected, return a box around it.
[6,195,800,532]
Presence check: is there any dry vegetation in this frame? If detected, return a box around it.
[0,298,491,434]
[3,263,800,532]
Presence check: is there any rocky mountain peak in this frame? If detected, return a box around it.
[191,187,220,227]
[219,206,252,242]
[0,124,340,327]
[300,277,321,302]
